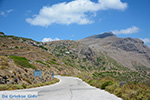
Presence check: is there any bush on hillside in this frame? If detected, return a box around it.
[10,56,37,70]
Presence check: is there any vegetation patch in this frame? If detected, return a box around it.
[0,78,59,90]
[0,66,7,70]
[39,45,48,51]
[48,60,60,65]
[35,60,50,68]
[101,81,113,89]
[76,73,150,100]
[10,56,37,70]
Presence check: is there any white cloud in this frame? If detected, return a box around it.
[0,9,14,17]
[26,0,127,27]
[98,0,127,10]
[141,38,150,44]
[112,26,140,35]
[41,37,61,42]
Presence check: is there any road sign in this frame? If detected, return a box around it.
[52,73,54,78]
[34,70,42,77]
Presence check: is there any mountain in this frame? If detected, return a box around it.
[44,40,130,72]
[1,32,150,86]
[1,32,150,99]
[78,32,150,71]
[44,37,150,83]
[86,32,116,39]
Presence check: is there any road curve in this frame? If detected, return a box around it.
[0,76,122,100]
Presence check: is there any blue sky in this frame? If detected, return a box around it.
[0,0,150,47]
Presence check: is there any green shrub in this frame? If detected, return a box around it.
[15,46,19,49]
[97,57,102,62]
[10,56,37,70]
[83,58,87,62]
[22,38,26,41]
[36,60,50,68]
[33,84,41,87]
[39,45,48,51]
[22,84,27,88]
[114,88,122,97]
[12,37,18,40]
[66,59,71,62]
[88,80,98,86]
[8,87,13,90]
[39,83,44,86]
[101,81,113,89]
[105,83,119,93]
[78,73,150,100]
[24,78,32,84]
[44,78,59,85]
[102,61,106,65]
[82,66,86,70]
[12,84,23,89]
[2,44,6,47]
[0,84,9,90]
[52,58,56,61]
[48,60,60,65]
[26,85,33,89]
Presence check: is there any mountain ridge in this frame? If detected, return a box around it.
[1,32,150,84]
[78,32,150,70]
[1,32,150,100]
[86,32,116,39]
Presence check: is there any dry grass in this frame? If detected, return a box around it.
[0,78,59,91]
[77,74,150,100]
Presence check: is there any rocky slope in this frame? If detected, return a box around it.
[44,40,130,72]
[44,39,150,83]
[0,33,77,85]
[1,32,150,99]
[78,32,150,70]
[0,32,150,86]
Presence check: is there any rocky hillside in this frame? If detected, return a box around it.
[1,32,150,99]
[78,32,150,70]
[44,40,130,72]
[44,40,97,71]
[0,32,150,86]
[0,33,77,85]
[44,39,150,83]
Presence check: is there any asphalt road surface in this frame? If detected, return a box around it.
[0,76,122,100]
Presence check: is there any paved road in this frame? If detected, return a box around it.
[0,76,122,100]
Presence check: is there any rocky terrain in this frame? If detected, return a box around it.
[78,32,150,70]
[1,32,150,99]
[0,33,77,85]
[0,31,150,86]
